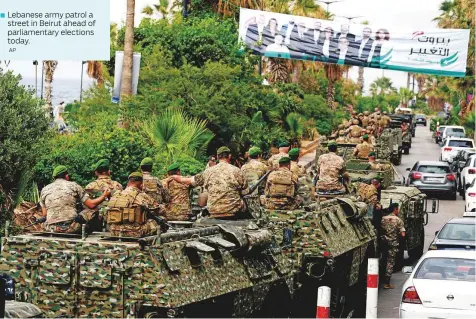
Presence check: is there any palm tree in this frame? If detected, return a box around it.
[286,112,304,143]
[87,61,105,87]
[399,87,413,107]
[43,60,58,117]
[120,0,135,97]
[142,0,176,19]
[323,63,345,109]
[145,108,214,162]
[369,77,397,96]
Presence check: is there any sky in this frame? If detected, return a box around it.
[3,0,445,94]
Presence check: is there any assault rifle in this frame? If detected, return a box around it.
[248,170,272,195]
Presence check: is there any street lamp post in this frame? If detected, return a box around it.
[337,15,363,24]
[33,60,38,97]
[40,61,44,99]
[316,0,344,14]
[80,61,87,103]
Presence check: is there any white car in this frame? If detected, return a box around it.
[465,178,476,211]
[442,126,466,141]
[400,250,476,318]
[440,138,475,162]
[459,154,476,198]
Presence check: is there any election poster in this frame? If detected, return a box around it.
[239,8,471,77]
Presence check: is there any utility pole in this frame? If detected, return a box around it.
[33,60,38,97]
[80,61,87,103]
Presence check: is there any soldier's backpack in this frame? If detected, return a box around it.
[143,176,159,194]
[106,189,146,224]
[268,174,295,198]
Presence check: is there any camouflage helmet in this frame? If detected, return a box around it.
[345,122,351,128]
[352,119,359,125]
[363,111,370,116]
[376,115,382,120]
[366,125,373,131]
[374,107,379,112]
[338,124,344,129]
[358,113,363,117]
[352,110,357,115]
[339,130,345,135]
[383,111,388,115]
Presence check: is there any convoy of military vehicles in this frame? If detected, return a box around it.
[0,112,438,318]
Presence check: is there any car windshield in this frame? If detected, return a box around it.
[417,165,450,173]
[415,257,475,281]
[448,140,474,148]
[438,223,475,241]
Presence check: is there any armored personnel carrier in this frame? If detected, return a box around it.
[345,159,439,269]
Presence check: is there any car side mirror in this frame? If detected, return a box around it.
[402,266,413,274]
[406,168,411,171]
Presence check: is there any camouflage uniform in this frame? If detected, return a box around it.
[317,153,345,191]
[336,130,347,143]
[192,162,249,218]
[241,159,268,192]
[84,176,123,197]
[267,153,288,170]
[369,161,383,170]
[357,183,381,209]
[291,161,306,177]
[381,215,405,277]
[40,179,90,233]
[108,186,158,237]
[262,167,299,210]
[354,141,375,159]
[142,172,170,205]
[163,179,191,221]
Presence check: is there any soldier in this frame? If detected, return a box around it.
[170,146,249,219]
[241,146,268,193]
[107,172,160,238]
[362,111,370,127]
[336,130,347,143]
[140,157,171,206]
[353,134,375,159]
[401,119,410,136]
[381,203,406,289]
[382,111,391,127]
[162,163,191,221]
[289,148,307,177]
[357,178,383,228]
[84,159,123,231]
[206,155,217,169]
[367,126,377,146]
[368,152,382,170]
[85,159,123,197]
[40,165,111,234]
[316,142,349,192]
[348,119,363,143]
[268,141,290,169]
[261,157,299,210]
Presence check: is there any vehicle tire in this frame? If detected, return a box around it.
[459,181,464,196]
[462,179,466,200]
[424,123,427,126]
[408,226,424,261]
[256,283,292,318]
[403,148,409,155]
[449,191,457,200]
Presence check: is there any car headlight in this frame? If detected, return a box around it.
[428,244,438,250]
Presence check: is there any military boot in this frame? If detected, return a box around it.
[383,276,394,289]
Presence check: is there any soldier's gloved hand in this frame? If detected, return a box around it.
[74,215,87,224]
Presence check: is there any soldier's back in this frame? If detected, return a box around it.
[381,215,403,243]
[143,172,170,204]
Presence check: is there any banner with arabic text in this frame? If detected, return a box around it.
[239,8,470,77]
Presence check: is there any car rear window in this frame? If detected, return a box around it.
[438,223,475,241]
[415,257,475,281]
[448,140,474,148]
[447,128,465,133]
[417,165,450,173]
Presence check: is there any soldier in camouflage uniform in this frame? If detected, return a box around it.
[381,203,406,289]
[84,159,123,231]
[241,147,268,194]
[362,111,370,127]
[367,126,377,146]
[107,172,160,237]
[162,163,192,221]
[336,130,347,143]
[347,119,363,143]
[289,148,306,177]
[316,142,349,192]
[170,146,250,219]
[367,152,382,170]
[140,157,170,206]
[353,134,375,159]
[261,157,299,210]
[382,111,391,127]
[40,165,111,234]
[268,141,290,169]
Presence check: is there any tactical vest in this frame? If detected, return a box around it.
[350,126,361,137]
[143,177,158,194]
[106,189,146,225]
[268,175,295,198]
[358,143,372,158]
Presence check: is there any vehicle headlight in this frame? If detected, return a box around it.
[428,244,438,250]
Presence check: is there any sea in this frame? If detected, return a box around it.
[20,77,95,106]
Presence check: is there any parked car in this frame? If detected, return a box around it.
[406,161,457,200]
[440,137,475,162]
[449,149,476,173]
[458,154,476,198]
[400,250,476,318]
[428,213,475,250]
[435,125,447,144]
[415,114,427,126]
[442,126,466,140]
[465,179,476,211]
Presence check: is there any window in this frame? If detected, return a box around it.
[448,128,465,134]
[448,140,474,148]
[417,165,450,173]
[415,257,475,281]
[438,223,475,241]
[438,126,447,133]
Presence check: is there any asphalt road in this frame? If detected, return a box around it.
[377,125,465,318]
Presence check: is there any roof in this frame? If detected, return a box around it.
[444,125,465,129]
[447,217,476,225]
[416,161,450,167]
[422,249,476,259]
[445,137,473,141]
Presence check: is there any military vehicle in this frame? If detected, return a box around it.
[390,115,412,154]
[345,159,439,270]
[1,194,376,318]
